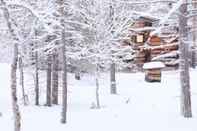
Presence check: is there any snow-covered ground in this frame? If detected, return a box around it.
[1,63,197,131]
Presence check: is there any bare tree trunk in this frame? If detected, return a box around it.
[34,29,39,106]
[179,0,192,118]
[46,55,52,107]
[191,0,197,68]
[35,49,39,105]
[110,63,117,94]
[61,27,68,123]
[95,64,100,109]
[0,0,21,130]
[56,0,68,124]
[11,44,21,131]
[19,57,28,106]
[109,1,117,94]
[52,52,59,105]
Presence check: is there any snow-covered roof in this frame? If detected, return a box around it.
[143,61,165,69]
[133,14,160,22]
[129,27,156,32]
[152,51,179,61]
[141,42,178,50]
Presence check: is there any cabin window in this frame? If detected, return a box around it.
[136,34,144,43]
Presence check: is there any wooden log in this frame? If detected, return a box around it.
[147,75,161,81]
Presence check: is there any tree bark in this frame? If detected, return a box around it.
[52,52,59,105]
[46,55,52,106]
[179,0,192,118]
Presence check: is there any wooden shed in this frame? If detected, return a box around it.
[143,61,165,82]
[123,16,179,70]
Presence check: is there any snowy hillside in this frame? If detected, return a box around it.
[1,63,197,131]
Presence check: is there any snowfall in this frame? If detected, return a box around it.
[1,63,197,131]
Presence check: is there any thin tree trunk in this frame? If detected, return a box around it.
[95,64,100,109]
[110,63,117,94]
[19,57,27,106]
[109,1,117,94]
[34,29,39,106]
[0,0,21,130]
[179,0,192,118]
[11,43,21,131]
[57,0,68,124]
[35,48,39,105]
[52,52,59,105]
[46,55,52,106]
[191,0,197,68]
[61,26,68,123]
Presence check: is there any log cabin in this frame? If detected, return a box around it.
[126,16,179,70]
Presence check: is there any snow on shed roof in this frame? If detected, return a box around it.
[143,61,165,69]
[129,27,156,32]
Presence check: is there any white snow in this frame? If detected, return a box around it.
[152,51,179,60]
[1,63,197,131]
[143,61,165,69]
[129,27,156,32]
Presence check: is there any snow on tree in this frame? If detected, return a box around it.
[63,0,137,107]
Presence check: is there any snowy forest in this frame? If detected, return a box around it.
[0,0,197,131]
